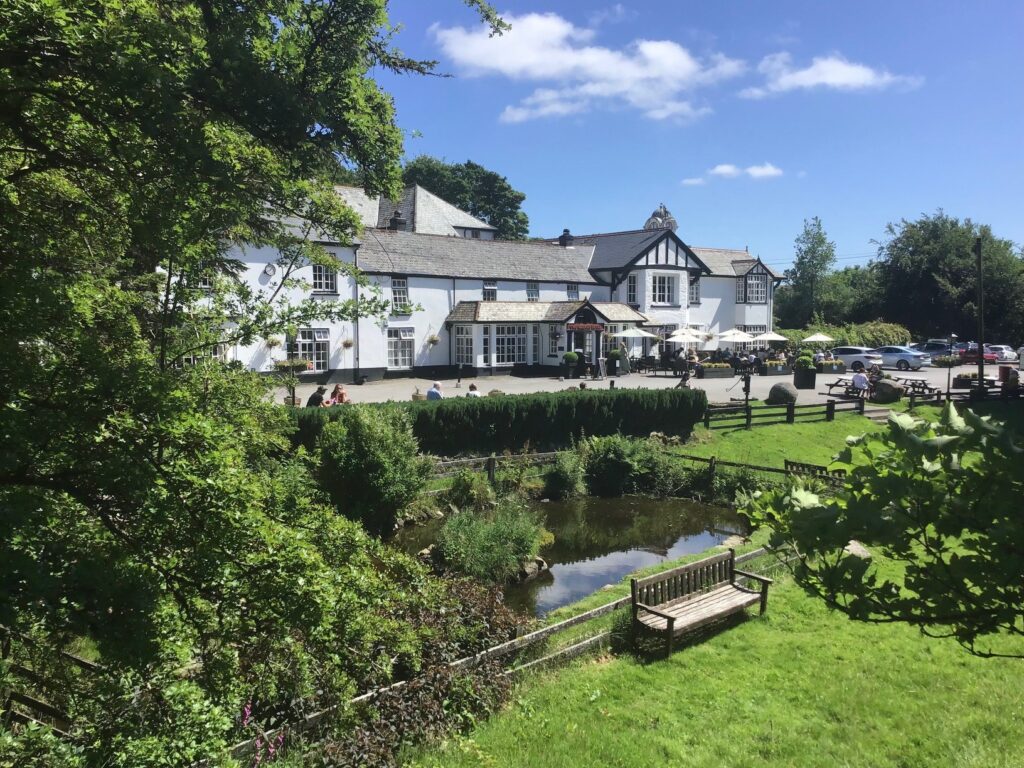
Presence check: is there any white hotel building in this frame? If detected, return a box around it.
[227,189,779,381]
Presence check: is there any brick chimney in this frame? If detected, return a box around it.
[558,228,574,247]
[388,210,407,231]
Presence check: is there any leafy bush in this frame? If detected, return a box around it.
[701,363,733,369]
[544,451,586,500]
[318,405,432,535]
[292,387,707,456]
[437,501,546,582]
[793,355,816,371]
[776,321,912,349]
[445,469,495,511]
[932,355,960,367]
[607,348,622,361]
[579,435,637,497]
[562,351,579,365]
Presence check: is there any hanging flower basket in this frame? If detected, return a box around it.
[427,334,440,346]
[341,338,354,349]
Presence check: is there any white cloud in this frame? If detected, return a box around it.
[708,163,742,178]
[740,52,922,99]
[588,4,634,26]
[681,177,706,186]
[431,12,745,123]
[745,162,783,178]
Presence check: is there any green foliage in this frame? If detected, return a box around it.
[577,436,699,500]
[793,354,816,371]
[318,405,432,536]
[562,351,579,366]
[402,156,529,240]
[607,348,622,361]
[931,355,960,367]
[776,321,912,349]
[293,387,707,456]
[779,216,837,326]
[743,404,1024,657]
[438,501,546,582]
[701,362,733,369]
[544,451,586,500]
[446,469,497,511]
[579,435,637,497]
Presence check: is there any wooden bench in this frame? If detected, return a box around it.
[630,550,771,656]
[784,459,847,478]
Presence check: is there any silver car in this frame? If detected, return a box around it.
[871,345,931,371]
[831,346,884,372]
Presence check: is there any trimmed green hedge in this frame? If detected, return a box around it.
[290,387,708,456]
[776,321,912,349]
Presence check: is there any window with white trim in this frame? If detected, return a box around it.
[526,282,539,302]
[291,328,330,372]
[602,325,621,356]
[391,277,409,311]
[454,325,473,366]
[566,283,579,300]
[735,277,745,303]
[312,265,337,293]
[745,273,768,303]
[387,327,415,369]
[652,275,677,304]
[482,325,490,365]
[532,324,540,363]
[494,324,527,365]
[178,343,227,367]
[483,280,497,302]
[688,277,700,305]
[737,325,767,351]
[626,274,637,305]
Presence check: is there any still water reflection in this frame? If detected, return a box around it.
[393,496,743,617]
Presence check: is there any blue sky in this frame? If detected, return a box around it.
[376,1,1023,271]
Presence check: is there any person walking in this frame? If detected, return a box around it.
[618,341,631,375]
[426,381,444,400]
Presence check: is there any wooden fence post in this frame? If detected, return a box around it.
[745,404,752,430]
[786,401,795,424]
[708,456,717,484]
[825,400,835,422]
[856,397,865,415]
[908,392,916,410]
[486,455,497,485]
[703,409,711,429]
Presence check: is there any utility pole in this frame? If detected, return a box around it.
[975,236,984,394]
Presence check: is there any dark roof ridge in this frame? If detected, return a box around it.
[366,228,586,248]
[548,227,669,240]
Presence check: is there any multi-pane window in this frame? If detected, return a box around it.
[312,265,337,293]
[482,325,490,365]
[292,328,330,372]
[735,277,746,303]
[526,282,539,302]
[178,343,227,367]
[387,327,415,369]
[745,273,768,303]
[602,325,621,356]
[566,283,579,300]
[454,325,473,366]
[737,325,767,351]
[494,324,528,365]
[688,277,700,305]
[483,280,497,302]
[391,277,409,311]
[532,324,540,363]
[652,275,677,304]
[547,326,559,357]
[626,274,637,304]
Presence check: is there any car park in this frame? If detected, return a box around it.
[985,344,1018,362]
[831,346,884,371]
[911,341,953,356]
[959,345,998,364]
[871,345,932,370]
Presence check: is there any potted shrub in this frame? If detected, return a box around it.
[817,359,846,374]
[763,359,790,376]
[952,371,978,389]
[697,362,734,379]
[562,351,579,378]
[792,355,817,389]
[606,348,621,376]
[274,358,311,405]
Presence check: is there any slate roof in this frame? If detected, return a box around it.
[445,300,646,325]
[690,247,780,278]
[557,228,667,270]
[377,186,496,234]
[357,230,598,283]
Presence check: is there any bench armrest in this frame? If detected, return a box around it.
[734,569,773,585]
[635,602,675,621]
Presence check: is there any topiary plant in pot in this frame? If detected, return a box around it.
[792,354,817,390]
[606,347,621,376]
[562,351,579,378]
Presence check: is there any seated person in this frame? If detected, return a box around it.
[851,368,870,393]
[466,382,481,397]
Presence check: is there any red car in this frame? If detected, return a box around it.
[959,347,998,363]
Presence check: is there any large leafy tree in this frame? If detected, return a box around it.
[873,211,1024,343]
[402,155,530,239]
[743,404,1024,659]
[0,0,506,764]
[777,217,837,327]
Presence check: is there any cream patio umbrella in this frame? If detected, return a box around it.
[715,328,755,344]
[607,327,660,339]
[802,332,835,343]
[666,328,705,344]
[752,331,789,343]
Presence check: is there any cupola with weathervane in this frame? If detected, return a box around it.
[643,203,678,232]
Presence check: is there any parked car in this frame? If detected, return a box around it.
[911,341,953,356]
[871,345,932,371]
[959,345,998,364]
[984,344,1018,362]
[830,346,884,372]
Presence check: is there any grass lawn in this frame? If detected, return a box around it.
[677,412,875,468]
[409,572,1024,768]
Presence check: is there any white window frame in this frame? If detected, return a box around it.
[312,264,337,294]
[483,280,497,302]
[566,283,579,301]
[737,325,767,351]
[745,273,768,304]
[652,275,677,305]
[526,282,539,302]
[626,274,637,305]
[494,324,527,365]
[532,324,540,364]
[291,328,330,372]
[387,327,415,369]
[688,277,700,305]
[454,325,473,366]
[482,325,491,365]
[391,277,410,312]
[602,325,621,356]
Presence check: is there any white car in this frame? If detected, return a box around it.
[985,345,1018,362]
[872,345,932,371]
[831,346,884,372]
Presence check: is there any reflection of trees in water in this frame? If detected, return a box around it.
[539,498,741,566]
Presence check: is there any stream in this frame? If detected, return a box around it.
[393,496,745,617]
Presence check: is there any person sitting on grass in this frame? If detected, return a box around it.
[326,384,350,405]
[305,386,327,408]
